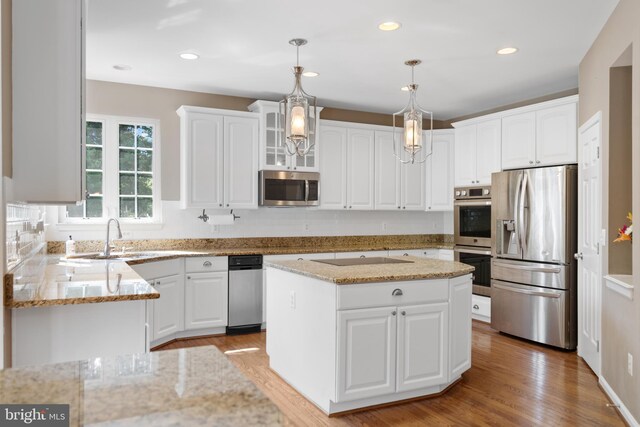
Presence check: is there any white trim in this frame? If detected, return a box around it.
[580,109,603,130]
[177,105,258,119]
[604,275,634,300]
[451,94,579,128]
[599,376,640,427]
[319,119,454,135]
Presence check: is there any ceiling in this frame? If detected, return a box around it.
[86,0,619,120]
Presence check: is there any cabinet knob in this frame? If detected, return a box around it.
[392,288,403,296]
[293,167,297,170]
[473,304,480,310]
[391,311,397,316]
[343,205,347,209]
[187,276,191,280]
[397,206,400,209]
[401,311,406,316]
[402,206,406,209]
[219,203,222,207]
[156,281,160,285]
[529,161,534,164]
[536,160,541,164]
[287,166,291,170]
[226,204,229,207]
[349,206,352,209]
[203,261,212,267]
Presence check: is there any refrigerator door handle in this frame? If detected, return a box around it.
[493,262,562,273]
[493,282,562,299]
[518,173,528,253]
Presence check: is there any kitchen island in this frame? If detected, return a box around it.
[265,256,474,415]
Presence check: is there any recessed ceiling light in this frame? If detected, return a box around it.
[302,71,319,77]
[497,47,518,55]
[378,21,401,31]
[179,52,199,60]
[113,64,132,71]
[401,86,409,91]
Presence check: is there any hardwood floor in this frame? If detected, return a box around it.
[156,321,624,426]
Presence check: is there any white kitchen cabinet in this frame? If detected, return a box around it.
[438,249,454,261]
[397,303,449,392]
[152,274,185,341]
[471,294,491,323]
[12,0,85,203]
[178,106,259,209]
[185,272,228,330]
[453,119,501,186]
[335,250,389,258]
[337,307,397,402]
[374,130,425,211]
[320,124,375,210]
[449,275,472,379]
[426,130,454,211]
[248,100,323,172]
[347,129,376,210]
[319,125,348,209]
[502,99,577,170]
[388,249,425,257]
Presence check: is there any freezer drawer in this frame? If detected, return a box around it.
[492,258,573,290]
[491,280,576,349]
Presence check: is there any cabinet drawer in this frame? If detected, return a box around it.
[471,294,491,321]
[130,259,183,282]
[185,256,228,273]
[335,250,389,259]
[337,280,449,310]
[263,252,335,262]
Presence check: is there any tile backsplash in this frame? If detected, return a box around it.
[6,203,46,271]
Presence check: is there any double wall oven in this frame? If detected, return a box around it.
[454,185,492,297]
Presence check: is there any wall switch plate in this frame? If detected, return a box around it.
[289,291,296,309]
[628,353,634,376]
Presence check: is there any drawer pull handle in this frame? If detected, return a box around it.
[473,304,480,310]
[401,311,406,316]
[297,258,303,261]
[403,253,409,256]
[360,255,366,258]
[392,289,403,296]
[391,311,397,316]
[203,261,212,267]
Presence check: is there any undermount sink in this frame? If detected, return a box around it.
[67,252,158,261]
[312,257,415,267]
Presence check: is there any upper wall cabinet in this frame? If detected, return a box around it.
[502,100,577,169]
[248,100,322,172]
[426,130,454,211]
[178,106,259,210]
[374,130,426,211]
[453,119,501,187]
[319,123,375,210]
[12,0,85,203]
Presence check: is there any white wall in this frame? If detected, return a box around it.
[45,202,449,241]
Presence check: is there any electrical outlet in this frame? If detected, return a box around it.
[289,291,296,309]
[304,223,309,231]
[628,353,634,376]
[382,223,387,231]
[211,225,220,233]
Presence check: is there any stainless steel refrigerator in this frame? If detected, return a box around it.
[490,165,577,349]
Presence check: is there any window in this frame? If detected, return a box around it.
[65,115,161,223]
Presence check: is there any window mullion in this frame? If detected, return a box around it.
[106,118,119,218]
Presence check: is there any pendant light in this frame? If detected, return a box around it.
[279,38,317,157]
[392,59,433,164]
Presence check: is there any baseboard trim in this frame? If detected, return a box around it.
[599,376,640,427]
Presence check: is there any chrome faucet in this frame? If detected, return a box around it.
[103,218,123,257]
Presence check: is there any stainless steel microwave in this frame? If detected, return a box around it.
[259,170,320,207]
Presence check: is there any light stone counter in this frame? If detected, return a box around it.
[0,346,284,426]
[265,255,474,284]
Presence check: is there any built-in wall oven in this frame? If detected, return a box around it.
[454,186,492,247]
[454,246,492,297]
[454,185,492,296]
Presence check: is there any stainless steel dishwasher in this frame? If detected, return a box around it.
[227,255,263,335]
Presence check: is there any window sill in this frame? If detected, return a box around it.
[54,222,164,232]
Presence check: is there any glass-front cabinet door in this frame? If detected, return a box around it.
[249,100,322,171]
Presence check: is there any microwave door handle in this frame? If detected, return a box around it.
[304,180,309,202]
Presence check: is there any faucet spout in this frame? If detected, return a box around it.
[104,218,123,257]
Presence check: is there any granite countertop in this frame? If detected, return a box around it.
[0,345,284,426]
[4,255,159,308]
[265,256,475,284]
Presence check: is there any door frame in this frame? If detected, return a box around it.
[576,110,603,375]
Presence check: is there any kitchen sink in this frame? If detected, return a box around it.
[312,257,415,267]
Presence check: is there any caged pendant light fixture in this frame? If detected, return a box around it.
[392,59,433,164]
[279,38,318,157]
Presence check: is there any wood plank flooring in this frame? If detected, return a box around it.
[156,321,624,426]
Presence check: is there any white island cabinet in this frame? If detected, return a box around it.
[266,257,473,415]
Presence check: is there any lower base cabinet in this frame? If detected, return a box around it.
[185,272,228,330]
[151,274,184,341]
[337,303,449,402]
